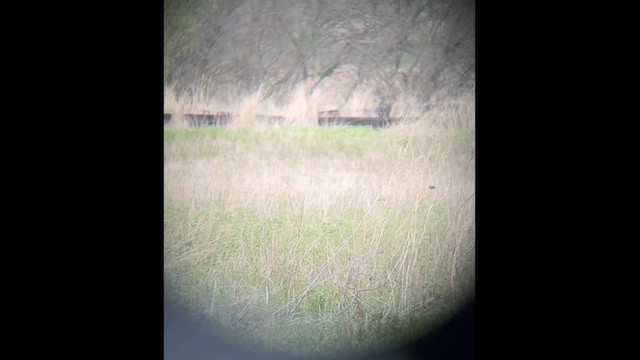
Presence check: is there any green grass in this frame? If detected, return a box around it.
[164,119,475,357]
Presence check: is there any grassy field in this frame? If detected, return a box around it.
[164,99,475,357]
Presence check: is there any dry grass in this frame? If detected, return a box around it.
[340,88,378,116]
[164,80,474,128]
[164,84,207,115]
[164,96,475,356]
[283,81,320,126]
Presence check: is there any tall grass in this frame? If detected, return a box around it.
[164,80,476,128]
[164,97,475,357]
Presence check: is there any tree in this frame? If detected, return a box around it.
[164,0,475,107]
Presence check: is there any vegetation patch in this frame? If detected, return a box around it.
[164,103,475,356]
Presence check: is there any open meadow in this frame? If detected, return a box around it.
[163,96,475,357]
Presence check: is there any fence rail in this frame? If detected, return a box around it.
[163,107,411,129]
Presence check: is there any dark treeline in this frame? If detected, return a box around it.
[165,0,474,107]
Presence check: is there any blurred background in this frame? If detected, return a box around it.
[164,0,475,119]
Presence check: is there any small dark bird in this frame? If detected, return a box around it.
[429,185,436,190]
